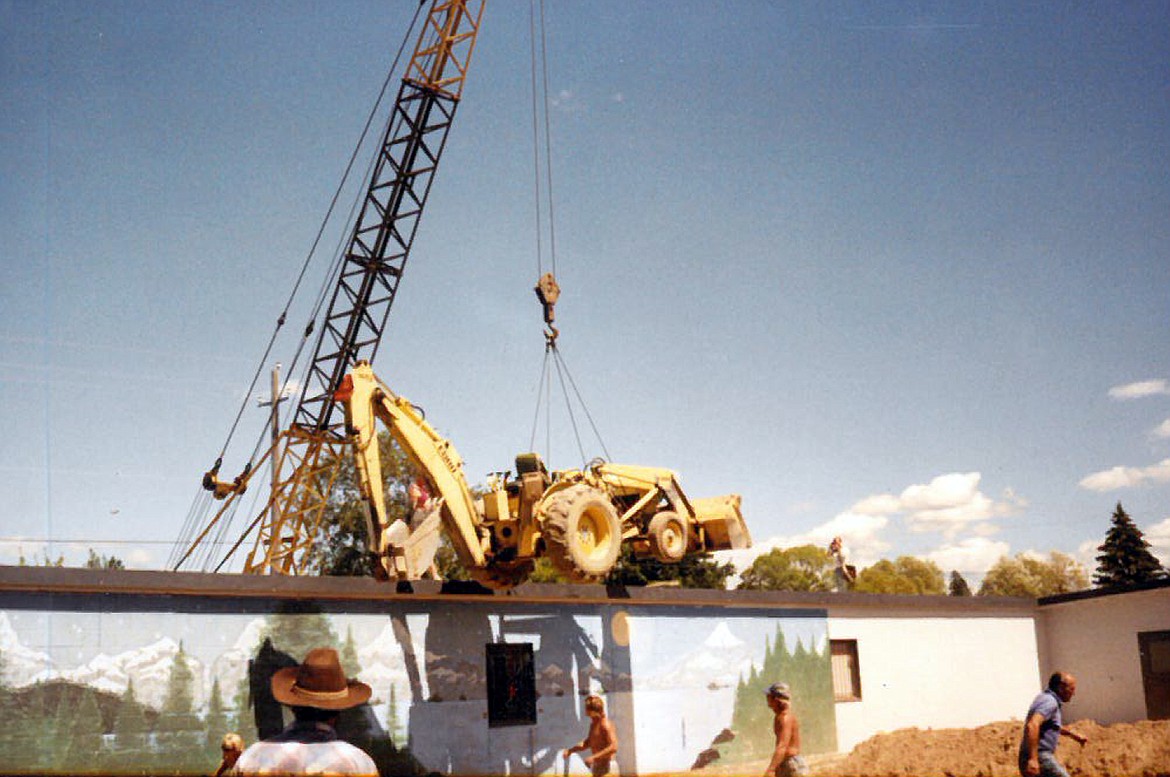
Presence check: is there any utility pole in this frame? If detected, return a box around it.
[257,364,289,514]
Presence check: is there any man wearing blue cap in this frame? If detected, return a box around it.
[764,682,807,777]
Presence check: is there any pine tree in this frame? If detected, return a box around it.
[114,679,148,751]
[949,570,972,596]
[205,678,229,750]
[64,688,104,769]
[1094,502,1167,587]
[341,626,362,679]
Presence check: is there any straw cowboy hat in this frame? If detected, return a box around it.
[271,647,372,710]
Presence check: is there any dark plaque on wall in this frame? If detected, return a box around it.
[486,642,537,727]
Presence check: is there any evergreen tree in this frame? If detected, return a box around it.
[65,688,104,768]
[341,626,362,679]
[949,570,972,596]
[114,679,148,751]
[1094,502,1167,587]
[263,605,338,661]
[205,678,229,750]
[231,677,259,746]
[386,683,403,748]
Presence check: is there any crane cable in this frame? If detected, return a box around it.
[525,0,610,467]
[173,5,427,569]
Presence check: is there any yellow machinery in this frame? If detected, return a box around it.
[338,362,751,588]
[175,1,751,588]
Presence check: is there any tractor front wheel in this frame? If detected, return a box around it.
[648,510,689,563]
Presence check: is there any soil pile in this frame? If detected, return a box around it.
[817,718,1170,777]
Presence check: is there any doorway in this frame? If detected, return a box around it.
[1138,630,1170,719]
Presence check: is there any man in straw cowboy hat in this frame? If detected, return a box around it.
[235,647,378,776]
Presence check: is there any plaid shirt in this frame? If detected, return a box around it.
[235,721,377,776]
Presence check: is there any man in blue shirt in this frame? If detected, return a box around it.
[1018,671,1088,777]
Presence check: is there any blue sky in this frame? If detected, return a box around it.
[2,1,1168,583]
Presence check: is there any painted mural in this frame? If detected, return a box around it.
[0,595,834,775]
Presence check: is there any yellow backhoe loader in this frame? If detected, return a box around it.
[336,362,751,589]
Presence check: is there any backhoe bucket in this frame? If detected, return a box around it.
[692,495,751,551]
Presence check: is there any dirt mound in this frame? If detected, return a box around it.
[819,718,1170,777]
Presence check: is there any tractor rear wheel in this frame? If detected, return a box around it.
[542,484,622,582]
[648,510,688,563]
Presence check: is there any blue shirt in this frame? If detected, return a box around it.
[1023,689,1063,754]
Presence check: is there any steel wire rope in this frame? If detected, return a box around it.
[551,346,612,462]
[550,347,587,465]
[175,6,426,566]
[527,347,552,452]
[537,0,558,277]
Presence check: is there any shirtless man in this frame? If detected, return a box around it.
[563,694,618,777]
[764,683,808,777]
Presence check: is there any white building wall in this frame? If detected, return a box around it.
[828,615,1039,752]
[1037,586,1170,724]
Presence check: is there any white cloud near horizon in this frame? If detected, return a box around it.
[850,472,1024,537]
[1152,419,1170,439]
[1145,517,1170,567]
[1079,458,1170,492]
[1108,379,1169,400]
[925,537,1011,575]
[713,512,890,577]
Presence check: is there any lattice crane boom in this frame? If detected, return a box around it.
[180,0,484,576]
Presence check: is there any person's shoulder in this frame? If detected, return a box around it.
[1028,691,1058,715]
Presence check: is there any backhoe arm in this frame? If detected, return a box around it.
[337,362,487,579]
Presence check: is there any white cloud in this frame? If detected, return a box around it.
[1108,379,1169,400]
[1151,419,1170,439]
[713,512,890,578]
[1078,458,1170,491]
[849,472,1023,536]
[925,537,1010,576]
[1146,517,1170,567]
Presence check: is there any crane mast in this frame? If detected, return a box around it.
[189,0,484,575]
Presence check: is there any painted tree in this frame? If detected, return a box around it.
[114,679,148,751]
[231,676,259,746]
[341,626,362,679]
[64,688,104,767]
[204,678,229,750]
[949,570,972,596]
[726,626,836,760]
[1094,502,1167,587]
[386,683,404,748]
[263,607,338,662]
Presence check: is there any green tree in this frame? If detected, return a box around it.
[114,679,148,751]
[737,545,833,591]
[854,556,945,595]
[304,432,415,577]
[263,607,338,662]
[64,688,104,767]
[386,683,403,748]
[85,548,125,569]
[231,677,259,746]
[341,626,362,679]
[949,570,972,596]
[1094,502,1167,587]
[205,678,229,750]
[605,546,736,588]
[979,552,1089,597]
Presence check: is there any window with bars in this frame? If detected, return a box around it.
[830,639,862,702]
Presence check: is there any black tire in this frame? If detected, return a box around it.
[542,484,622,582]
[648,510,688,563]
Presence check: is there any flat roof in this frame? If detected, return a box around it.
[0,565,1037,617]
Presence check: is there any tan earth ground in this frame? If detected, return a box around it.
[701,719,1170,777]
[794,719,1170,777]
